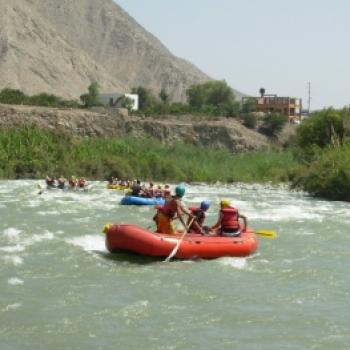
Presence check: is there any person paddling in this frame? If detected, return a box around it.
[57,176,66,190]
[131,179,142,196]
[69,176,77,189]
[155,184,194,235]
[46,176,56,188]
[187,200,211,235]
[210,199,247,237]
[78,177,87,189]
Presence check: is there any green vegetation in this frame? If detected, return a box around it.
[132,80,241,118]
[79,82,103,108]
[259,113,289,138]
[0,88,79,108]
[290,107,350,201]
[186,80,240,117]
[131,82,287,140]
[0,125,296,182]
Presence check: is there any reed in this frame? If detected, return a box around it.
[0,125,296,182]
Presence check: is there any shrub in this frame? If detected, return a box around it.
[242,113,257,129]
[291,144,350,201]
[259,113,288,137]
[0,89,27,104]
[296,108,344,149]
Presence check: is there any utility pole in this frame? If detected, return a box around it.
[307,81,311,114]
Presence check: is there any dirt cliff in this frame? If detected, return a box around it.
[0,104,271,152]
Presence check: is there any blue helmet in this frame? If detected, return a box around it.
[175,184,186,197]
[200,200,211,211]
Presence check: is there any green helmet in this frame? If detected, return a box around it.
[175,184,186,197]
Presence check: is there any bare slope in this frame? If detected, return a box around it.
[0,0,243,101]
[0,0,125,98]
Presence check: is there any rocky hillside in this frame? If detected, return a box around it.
[0,0,244,102]
[0,104,270,152]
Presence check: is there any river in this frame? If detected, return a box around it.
[1,180,349,350]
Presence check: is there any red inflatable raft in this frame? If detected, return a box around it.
[103,224,258,259]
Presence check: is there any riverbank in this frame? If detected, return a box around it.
[0,103,297,153]
[0,125,296,182]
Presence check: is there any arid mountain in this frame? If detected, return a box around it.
[0,0,243,101]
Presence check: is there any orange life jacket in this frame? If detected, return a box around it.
[221,208,239,230]
[160,198,177,218]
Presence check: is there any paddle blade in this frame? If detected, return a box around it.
[164,242,180,262]
[255,230,278,239]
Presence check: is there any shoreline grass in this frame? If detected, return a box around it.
[0,125,296,182]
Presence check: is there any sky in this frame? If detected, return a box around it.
[115,0,350,110]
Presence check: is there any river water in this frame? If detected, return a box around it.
[1,180,349,350]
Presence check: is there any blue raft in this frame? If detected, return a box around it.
[120,196,165,206]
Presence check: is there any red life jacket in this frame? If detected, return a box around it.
[189,207,205,233]
[46,179,55,186]
[189,207,205,226]
[221,208,239,230]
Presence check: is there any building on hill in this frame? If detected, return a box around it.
[99,93,139,111]
[242,88,302,122]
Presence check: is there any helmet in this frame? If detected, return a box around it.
[175,184,186,197]
[220,199,231,208]
[200,200,211,211]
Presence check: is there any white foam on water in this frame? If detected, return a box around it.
[27,231,55,244]
[37,210,60,216]
[247,205,324,222]
[11,231,55,250]
[65,234,106,252]
[218,257,249,270]
[295,230,316,236]
[2,303,22,312]
[3,227,22,242]
[3,255,23,266]
[0,245,25,253]
[8,277,24,285]
[26,199,41,208]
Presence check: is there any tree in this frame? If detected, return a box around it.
[159,89,169,103]
[241,97,255,114]
[80,82,102,107]
[131,86,157,111]
[186,80,236,116]
[296,108,344,149]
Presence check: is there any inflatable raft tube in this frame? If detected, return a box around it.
[103,224,258,259]
[120,196,165,206]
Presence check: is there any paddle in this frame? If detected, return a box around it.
[164,217,195,262]
[254,229,278,239]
